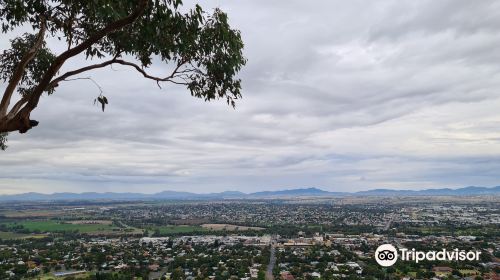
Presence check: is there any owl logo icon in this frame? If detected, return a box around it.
[375,244,398,266]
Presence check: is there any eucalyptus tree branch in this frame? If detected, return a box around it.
[0,0,246,140]
[5,97,28,120]
[48,59,118,89]
[49,57,191,91]
[113,59,190,85]
[0,17,47,117]
[1,0,148,134]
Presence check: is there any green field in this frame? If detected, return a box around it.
[27,272,92,280]
[0,231,26,239]
[153,225,209,235]
[0,231,47,239]
[459,269,479,276]
[4,220,117,233]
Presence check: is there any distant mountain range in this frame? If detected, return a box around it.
[0,186,499,202]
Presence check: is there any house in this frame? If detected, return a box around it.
[114,263,128,270]
[249,268,259,278]
[148,264,160,271]
[310,272,321,278]
[280,271,295,280]
[484,272,500,280]
[432,266,452,277]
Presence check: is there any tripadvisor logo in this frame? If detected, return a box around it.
[374,244,482,267]
[375,244,398,267]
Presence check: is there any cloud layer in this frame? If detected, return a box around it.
[2,0,500,194]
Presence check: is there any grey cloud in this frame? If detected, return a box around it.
[1,0,500,194]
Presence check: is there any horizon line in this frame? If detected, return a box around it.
[1,185,499,196]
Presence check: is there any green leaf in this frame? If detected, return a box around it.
[0,132,7,151]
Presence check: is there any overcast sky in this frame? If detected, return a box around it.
[1,0,500,194]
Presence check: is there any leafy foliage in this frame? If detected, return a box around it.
[0,132,6,150]
[94,94,108,112]
[0,0,245,104]
[0,33,56,97]
[0,0,246,139]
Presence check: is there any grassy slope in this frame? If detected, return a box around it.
[5,220,116,233]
